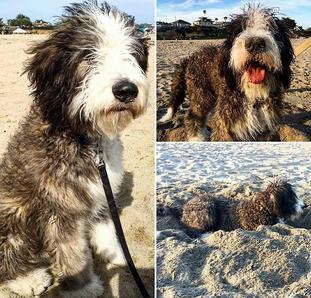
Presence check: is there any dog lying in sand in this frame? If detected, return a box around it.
[159,181,304,237]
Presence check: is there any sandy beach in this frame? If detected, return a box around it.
[157,143,311,297]
[0,34,155,297]
[156,39,311,141]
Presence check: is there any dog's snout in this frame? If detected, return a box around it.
[245,37,266,53]
[112,81,138,103]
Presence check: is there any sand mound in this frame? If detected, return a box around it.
[157,182,311,297]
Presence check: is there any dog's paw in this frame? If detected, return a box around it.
[158,107,173,123]
[90,221,127,267]
[5,268,52,297]
[103,241,127,266]
[60,274,104,298]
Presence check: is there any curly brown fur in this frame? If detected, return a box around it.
[0,1,148,297]
[160,6,294,141]
[180,181,303,236]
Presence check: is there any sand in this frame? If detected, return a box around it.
[157,143,311,297]
[156,39,311,141]
[0,35,155,297]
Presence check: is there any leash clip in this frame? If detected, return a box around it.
[95,143,106,168]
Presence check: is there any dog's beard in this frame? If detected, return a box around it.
[91,104,145,137]
[232,58,281,101]
[95,111,133,137]
[240,72,280,100]
[231,48,282,100]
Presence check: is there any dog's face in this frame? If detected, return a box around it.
[26,1,149,137]
[220,6,293,99]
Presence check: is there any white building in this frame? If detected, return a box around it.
[13,27,27,34]
[193,16,216,27]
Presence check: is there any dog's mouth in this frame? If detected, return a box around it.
[245,61,267,84]
[108,106,130,113]
[105,105,141,119]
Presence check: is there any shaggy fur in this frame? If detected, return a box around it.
[180,181,303,237]
[0,1,149,297]
[159,5,294,141]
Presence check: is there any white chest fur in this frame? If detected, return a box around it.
[86,137,124,212]
[232,103,276,140]
[96,137,124,192]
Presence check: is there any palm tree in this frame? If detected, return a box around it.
[215,18,218,23]
[224,16,228,22]
[203,10,206,16]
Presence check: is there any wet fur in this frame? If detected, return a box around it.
[180,181,303,237]
[161,6,294,141]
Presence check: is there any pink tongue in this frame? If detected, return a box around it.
[247,67,266,84]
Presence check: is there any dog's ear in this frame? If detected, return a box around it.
[274,19,294,89]
[132,35,149,72]
[219,43,237,90]
[140,36,150,72]
[219,15,245,90]
[223,14,246,46]
[24,37,86,125]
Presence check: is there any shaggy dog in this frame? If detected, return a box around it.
[0,1,149,297]
[180,181,303,237]
[159,6,294,141]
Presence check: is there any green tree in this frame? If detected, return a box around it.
[9,14,32,28]
[0,18,4,28]
[281,17,297,30]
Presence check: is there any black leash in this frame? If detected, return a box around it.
[98,163,151,298]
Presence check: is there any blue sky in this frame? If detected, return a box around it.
[0,0,154,24]
[157,0,311,28]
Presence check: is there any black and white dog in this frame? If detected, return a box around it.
[0,1,149,297]
[160,5,294,141]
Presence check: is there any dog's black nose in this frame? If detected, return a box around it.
[245,37,266,53]
[112,81,138,103]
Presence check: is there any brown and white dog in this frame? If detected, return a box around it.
[0,1,149,297]
[180,181,303,237]
[159,5,294,141]
[158,181,304,237]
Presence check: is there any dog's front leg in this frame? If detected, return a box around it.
[89,208,127,266]
[210,102,235,141]
[48,219,104,297]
